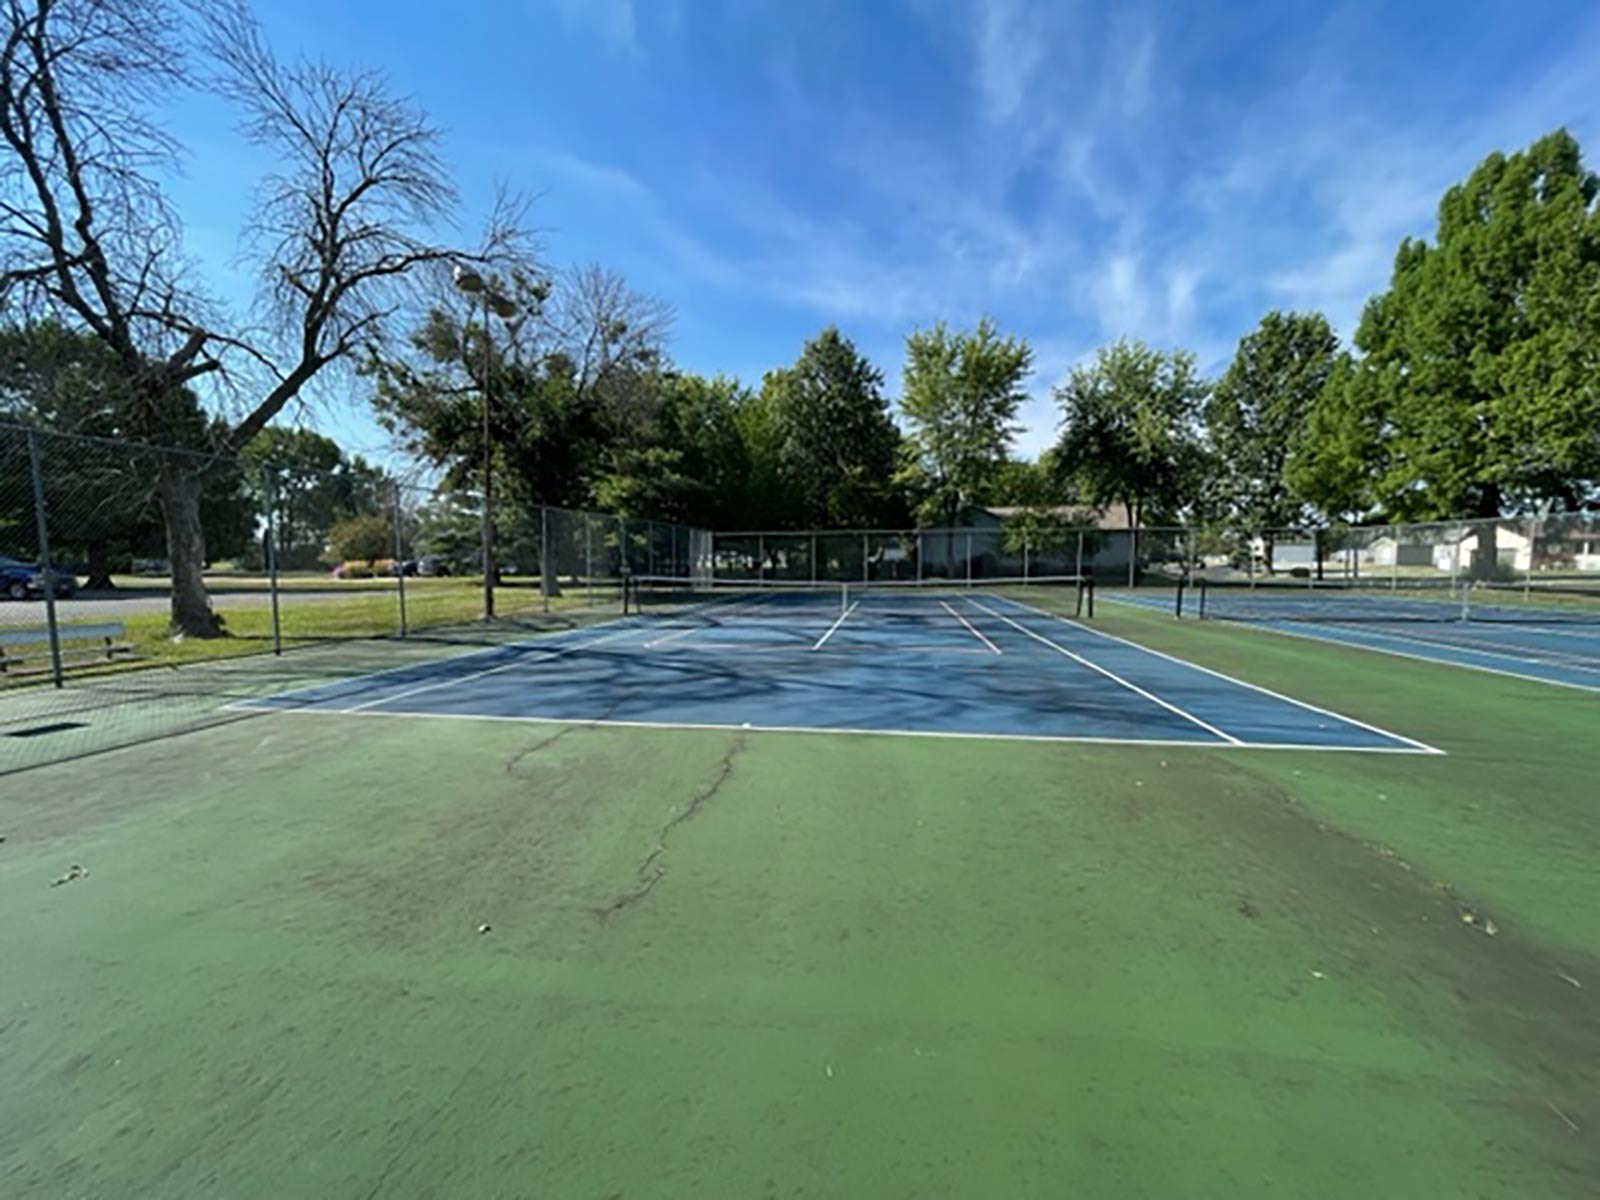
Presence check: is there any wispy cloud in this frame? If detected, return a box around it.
[510,1,1600,457]
[972,0,1049,124]
[553,0,639,54]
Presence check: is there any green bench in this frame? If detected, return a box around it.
[0,622,139,677]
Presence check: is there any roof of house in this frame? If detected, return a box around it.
[981,505,1137,530]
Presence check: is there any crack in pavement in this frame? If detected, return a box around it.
[503,724,581,774]
[595,734,747,921]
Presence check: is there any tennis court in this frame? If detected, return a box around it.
[1109,579,1600,691]
[228,579,1432,752]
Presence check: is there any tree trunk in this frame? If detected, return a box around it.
[1469,486,1502,581]
[84,539,115,591]
[158,463,225,637]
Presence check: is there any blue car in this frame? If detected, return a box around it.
[0,555,77,600]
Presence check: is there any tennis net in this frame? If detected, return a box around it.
[1179,577,1600,624]
[625,574,1092,620]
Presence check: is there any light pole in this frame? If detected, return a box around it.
[453,266,517,620]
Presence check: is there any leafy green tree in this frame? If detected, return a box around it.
[1052,339,1209,530]
[1205,311,1338,530]
[730,384,801,528]
[592,373,753,527]
[327,513,394,565]
[897,319,1033,527]
[412,494,482,571]
[761,328,903,527]
[1285,354,1383,521]
[0,322,253,587]
[990,452,1067,507]
[1298,130,1600,543]
[240,428,389,569]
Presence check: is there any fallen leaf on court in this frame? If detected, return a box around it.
[1310,970,1325,979]
[50,864,87,887]
[477,922,492,934]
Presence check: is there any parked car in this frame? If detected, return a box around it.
[0,555,77,600]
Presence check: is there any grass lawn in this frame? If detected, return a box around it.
[0,596,1595,1197]
[14,578,623,676]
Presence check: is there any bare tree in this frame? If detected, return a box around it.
[1,0,523,634]
[552,262,674,411]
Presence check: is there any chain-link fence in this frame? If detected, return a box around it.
[710,514,1600,594]
[1,424,710,771]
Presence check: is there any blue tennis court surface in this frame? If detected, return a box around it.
[1107,590,1600,692]
[235,592,1435,753]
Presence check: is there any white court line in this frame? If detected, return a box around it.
[1011,596,1443,754]
[969,600,1242,745]
[1101,594,1600,695]
[942,600,1002,654]
[1326,622,1600,673]
[810,600,859,651]
[227,703,1440,753]
[341,622,652,713]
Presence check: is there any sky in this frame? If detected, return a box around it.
[159,0,1600,465]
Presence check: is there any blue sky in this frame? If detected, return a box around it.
[162,0,1600,464]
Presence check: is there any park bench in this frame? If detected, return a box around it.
[0,622,139,677]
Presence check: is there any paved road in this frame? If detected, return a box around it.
[0,587,392,624]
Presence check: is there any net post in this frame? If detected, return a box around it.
[1076,529,1084,580]
[392,480,407,638]
[810,533,817,584]
[1390,523,1399,589]
[917,531,924,582]
[1198,579,1208,619]
[584,513,593,607]
[1085,577,1094,619]
[1175,577,1185,619]
[621,517,629,577]
[862,532,868,583]
[1023,532,1030,583]
[1128,526,1137,588]
[965,532,972,588]
[26,432,64,688]
[261,464,283,655]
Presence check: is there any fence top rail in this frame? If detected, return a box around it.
[0,420,241,468]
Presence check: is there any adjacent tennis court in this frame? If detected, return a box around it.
[1109,578,1600,691]
[229,580,1433,752]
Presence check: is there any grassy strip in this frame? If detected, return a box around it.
[10,582,624,676]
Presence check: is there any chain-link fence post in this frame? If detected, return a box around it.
[26,432,64,687]
[261,465,283,655]
[584,512,594,607]
[540,505,550,614]
[393,481,408,638]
